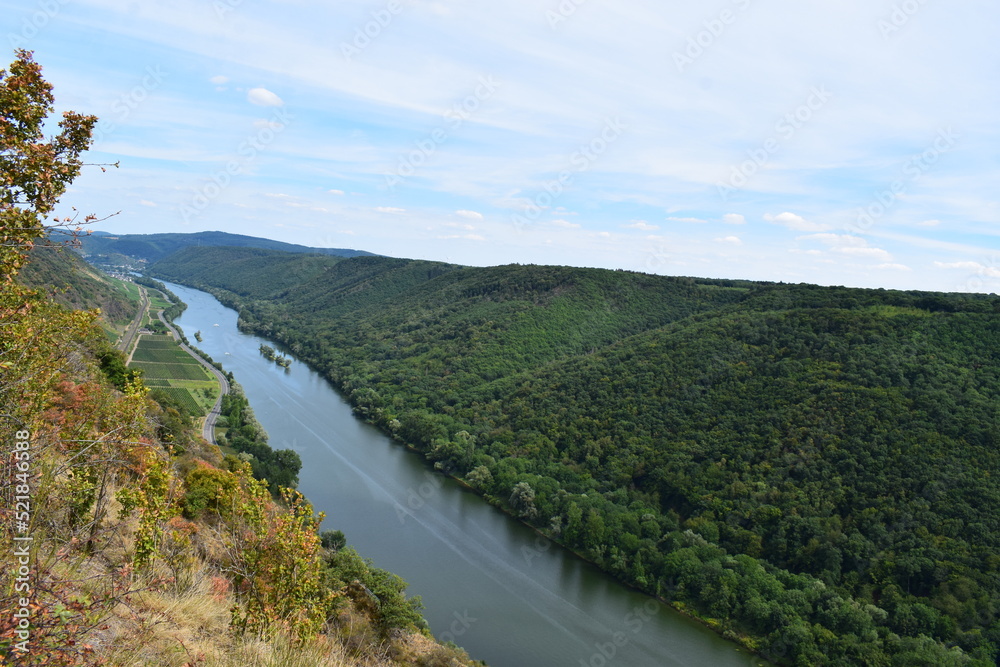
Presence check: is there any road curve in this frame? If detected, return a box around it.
[155,309,230,445]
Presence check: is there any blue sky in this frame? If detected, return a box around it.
[4,0,998,291]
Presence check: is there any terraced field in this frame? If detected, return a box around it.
[129,334,218,414]
[131,345,197,364]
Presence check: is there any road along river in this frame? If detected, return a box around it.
[166,281,766,667]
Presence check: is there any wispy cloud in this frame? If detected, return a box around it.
[624,220,659,231]
[765,212,829,233]
[935,261,1000,278]
[247,87,284,107]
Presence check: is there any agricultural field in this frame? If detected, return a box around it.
[119,279,141,302]
[148,293,172,310]
[131,360,210,380]
[131,345,198,364]
[129,335,219,415]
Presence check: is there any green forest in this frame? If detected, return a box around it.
[148,246,1000,666]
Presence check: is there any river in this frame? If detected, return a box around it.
[165,281,765,667]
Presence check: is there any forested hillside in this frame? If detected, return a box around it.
[76,230,376,266]
[150,247,1000,666]
[20,244,135,326]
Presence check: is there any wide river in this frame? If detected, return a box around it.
[166,281,765,667]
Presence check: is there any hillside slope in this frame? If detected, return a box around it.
[150,247,1000,666]
[19,243,136,325]
[76,230,376,266]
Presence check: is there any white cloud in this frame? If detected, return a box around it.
[139,199,157,207]
[247,87,284,107]
[210,75,229,85]
[934,261,982,270]
[916,219,942,227]
[667,217,708,224]
[329,189,345,195]
[624,220,659,231]
[765,212,829,232]
[876,263,912,271]
[837,246,893,261]
[715,236,743,245]
[934,261,1000,278]
[799,233,868,247]
[376,206,406,214]
[456,210,484,220]
[439,234,486,241]
[798,233,893,262]
[722,214,746,225]
[552,219,581,229]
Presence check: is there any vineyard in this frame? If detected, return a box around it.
[129,335,218,411]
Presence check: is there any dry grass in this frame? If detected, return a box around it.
[63,481,470,667]
[3,435,479,666]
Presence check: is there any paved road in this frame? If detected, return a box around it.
[117,284,148,357]
[156,309,230,445]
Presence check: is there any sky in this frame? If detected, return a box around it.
[3,0,998,292]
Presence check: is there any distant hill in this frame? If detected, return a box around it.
[149,246,1000,666]
[76,230,378,265]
